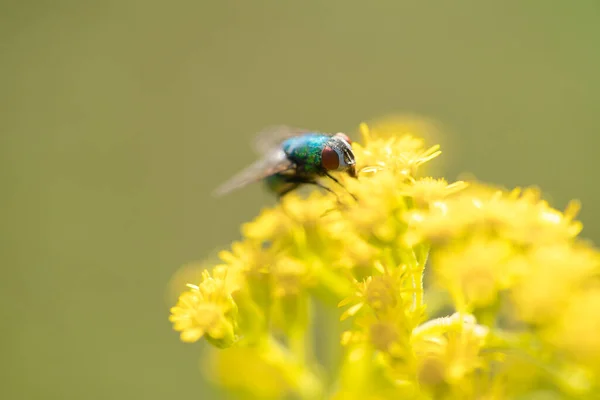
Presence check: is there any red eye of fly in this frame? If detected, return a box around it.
[334,132,352,145]
[321,146,340,170]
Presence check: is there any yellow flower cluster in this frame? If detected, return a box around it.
[169,119,600,399]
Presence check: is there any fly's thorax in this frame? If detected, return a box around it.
[282,134,330,174]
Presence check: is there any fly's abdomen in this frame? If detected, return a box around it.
[264,174,297,196]
[282,134,329,175]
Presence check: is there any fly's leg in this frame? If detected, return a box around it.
[303,180,347,215]
[306,180,341,201]
[283,176,343,204]
[277,178,341,218]
[325,172,358,201]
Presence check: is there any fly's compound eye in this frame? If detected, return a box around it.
[321,146,340,171]
[334,132,352,145]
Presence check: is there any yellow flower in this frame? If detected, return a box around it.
[341,310,414,363]
[332,232,381,276]
[411,313,489,388]
[339,263,423,371]
[343,170,411,247]
[272,256,314,298]
[219,239,273,276]
[544,286,600,367]
[403,186,492,247]
[279,191,338,225]
[499,188,582,245]
[277,192,347,256]
[405,185,583,248]
[169,268,239,347]
[431,237,516,310]
[400,177,468,208]
[241,206,291,244]
[339,262,412,320]
[510,243,600,325]
[354,123,441,178]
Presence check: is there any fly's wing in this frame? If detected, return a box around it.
[253,125,314,154]
[213,149,294,196]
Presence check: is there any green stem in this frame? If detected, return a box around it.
[264,335,324,399]
[288,296,312,364]
[485,329,592,394]
[414,244,430,311]
[402,246,427,313]
[316,263,353,300]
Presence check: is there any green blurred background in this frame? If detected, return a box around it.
[2,1,599,399]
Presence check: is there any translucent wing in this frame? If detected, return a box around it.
[253,125,314,154]
[213,149,294,196]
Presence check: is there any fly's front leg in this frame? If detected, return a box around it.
[277,177,341,219]
[325,172,358,201]
[286,176,343,204]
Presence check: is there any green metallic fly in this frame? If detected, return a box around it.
[213,126,357,198]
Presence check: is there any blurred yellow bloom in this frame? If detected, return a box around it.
[431,237,516,310]
[279,191,338,225]
[241,206,291,243]
[545,286,600,366]
[332,232,381,275]
[344,170,407,244]
[340,309,414,364]
[207,346,288,399]
[271,256,314,298]
[400,177,468,208]
[511,243,600,324]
